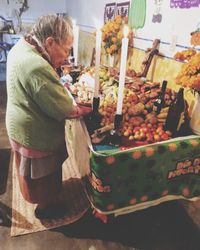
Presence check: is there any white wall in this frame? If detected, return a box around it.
[138,1,199,46]
[134,1,200,57]
[66,0,200,57]
[1,0,200,57]
[66,0,126,32]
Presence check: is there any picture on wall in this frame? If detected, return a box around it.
[104,2,116,23]
[116,1,130,17]
[104,1,130,23]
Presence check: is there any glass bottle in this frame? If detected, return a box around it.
[153,80,168,114]
[164,87,185,137]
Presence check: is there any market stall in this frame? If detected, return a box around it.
[63,50,200,218]
[65,119,200,217]
[62,11,200,218]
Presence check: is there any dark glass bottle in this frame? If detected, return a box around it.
[164,87,185,137]
[153,80,168,114]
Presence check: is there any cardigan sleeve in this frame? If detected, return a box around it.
[29,68,74,122]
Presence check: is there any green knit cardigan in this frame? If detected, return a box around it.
[6,38,73,151]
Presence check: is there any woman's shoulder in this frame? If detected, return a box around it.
[8,38,49,70]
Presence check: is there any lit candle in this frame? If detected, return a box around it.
[116,25,129,115]
[94,26,102,98]
[72,19,79,67]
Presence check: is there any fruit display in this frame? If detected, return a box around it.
[98,76,177,146]
[69,82,93,106]
[69,67,95,105]
[68,65,178,146]
[69,66,118,105]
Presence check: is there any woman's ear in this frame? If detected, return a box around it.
[44,37,55,49]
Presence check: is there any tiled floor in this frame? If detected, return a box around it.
[0,82,200,250]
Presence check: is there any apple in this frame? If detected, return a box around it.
[154,134,161,142]
[123,131,130,137]
[129,135,134,140]
[134,134,140,140]
[161,133,169,140]
[140,132,145,139]
[146,134,153,143]
[142,127,148,133]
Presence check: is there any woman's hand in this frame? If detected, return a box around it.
[67,104,92,119]
[77,104,92,116]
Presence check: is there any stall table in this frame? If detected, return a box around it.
[65,119,200,217]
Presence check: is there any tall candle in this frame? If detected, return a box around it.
[94,27,102,98]
[72,20,79,67]
[116,26,129,115]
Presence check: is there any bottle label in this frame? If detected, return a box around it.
[177,112,184,131]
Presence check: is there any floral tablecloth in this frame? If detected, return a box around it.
[65,119,200,216]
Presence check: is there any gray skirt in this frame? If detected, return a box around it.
[17,145,68,179]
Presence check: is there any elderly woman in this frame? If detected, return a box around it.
[6,14,92,219]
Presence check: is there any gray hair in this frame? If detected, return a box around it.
[31,14,73,45]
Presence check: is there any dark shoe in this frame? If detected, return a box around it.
[35,203,67,220]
